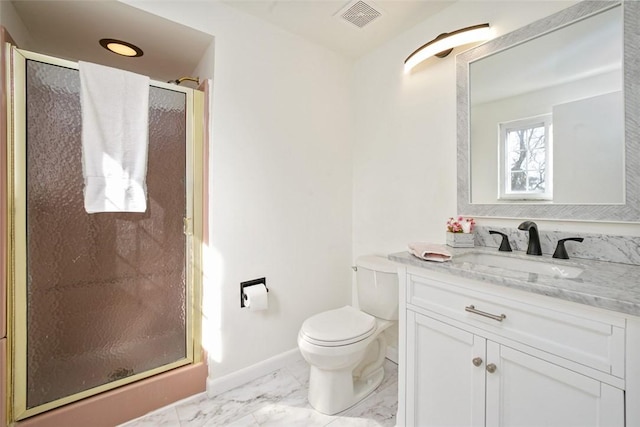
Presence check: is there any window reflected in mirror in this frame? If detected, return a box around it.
[499,115,552,201]
[469,4,623,205]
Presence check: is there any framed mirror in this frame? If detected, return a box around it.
[457,0,640,221]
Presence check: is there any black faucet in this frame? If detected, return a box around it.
[518,221,542,256]
[489,230,512,252]
[553,237,584,259]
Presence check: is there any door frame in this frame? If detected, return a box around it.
[6,47,204,421]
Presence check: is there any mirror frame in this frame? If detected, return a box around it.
[457,0,640,222]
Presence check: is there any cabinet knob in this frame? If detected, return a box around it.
[472,357,483,367]
[486,363,497,374]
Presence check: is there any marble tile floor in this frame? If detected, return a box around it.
[120,358,398,427]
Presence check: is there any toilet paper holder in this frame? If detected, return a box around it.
[240,277,269,308]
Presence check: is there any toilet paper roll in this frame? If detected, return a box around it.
[244,284,268,312]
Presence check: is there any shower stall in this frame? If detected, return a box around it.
[6,48,204,421]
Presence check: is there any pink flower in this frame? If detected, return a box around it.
[466,218,476,232]
[447,216,475,233]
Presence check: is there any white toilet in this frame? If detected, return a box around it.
[297,255,399,415]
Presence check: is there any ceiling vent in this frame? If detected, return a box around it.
[338,1,382,29]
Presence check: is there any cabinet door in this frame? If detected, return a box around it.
[486,343,624,427]
[407,311,486,427]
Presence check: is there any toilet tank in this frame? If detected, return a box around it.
[355,256,399,321]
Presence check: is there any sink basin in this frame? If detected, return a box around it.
[453,252,584,279]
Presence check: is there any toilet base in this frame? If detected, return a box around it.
[308,365,385,415]
[354,365,385,405]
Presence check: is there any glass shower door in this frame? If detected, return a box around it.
[8,49,202,420]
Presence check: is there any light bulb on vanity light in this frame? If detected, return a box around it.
[404,23,491,73]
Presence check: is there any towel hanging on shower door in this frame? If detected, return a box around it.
[79,61,150,213]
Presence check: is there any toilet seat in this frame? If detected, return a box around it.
[300,306,376,347]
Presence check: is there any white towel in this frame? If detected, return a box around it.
[79,61,150,213]
[408,242,452,262]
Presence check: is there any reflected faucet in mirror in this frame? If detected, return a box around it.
[518,221,542,256]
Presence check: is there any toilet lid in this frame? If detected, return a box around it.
[300,306,376,347]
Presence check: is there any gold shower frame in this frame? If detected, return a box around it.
[6,47,204,421]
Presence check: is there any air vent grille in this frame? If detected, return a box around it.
[340,1,382,28]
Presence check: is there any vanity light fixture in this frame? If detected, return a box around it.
[99,38,144,57]
[404,23,490,73]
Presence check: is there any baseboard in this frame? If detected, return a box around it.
[386,345,398,364]
[206,344,398,398]
[206,348,302,398]
[17,362,207,427]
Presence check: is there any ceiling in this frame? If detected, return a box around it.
[221,0,455,59]
[9,1,214,84]
[9,0,454,82]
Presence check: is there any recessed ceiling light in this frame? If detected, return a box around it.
[99,38,143,57]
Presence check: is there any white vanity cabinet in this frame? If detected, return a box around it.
[398,267,634,427]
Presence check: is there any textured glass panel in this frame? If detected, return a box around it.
[25,60,187,409]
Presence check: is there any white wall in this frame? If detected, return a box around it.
[0,0,33,47]
[125,1,354,378]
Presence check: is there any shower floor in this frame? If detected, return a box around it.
[27,329,186,409]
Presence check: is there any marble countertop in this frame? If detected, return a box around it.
[389,247,640,316]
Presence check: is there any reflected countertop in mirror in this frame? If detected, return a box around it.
[457,0,640,221]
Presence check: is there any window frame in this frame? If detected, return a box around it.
[498,114,553,201]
